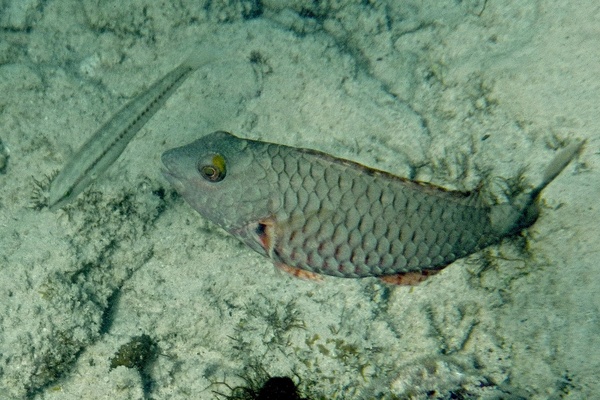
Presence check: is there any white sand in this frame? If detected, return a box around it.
[0,0,598,398]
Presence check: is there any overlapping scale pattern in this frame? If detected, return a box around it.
[163,131,581,281]
[262,144,494,278]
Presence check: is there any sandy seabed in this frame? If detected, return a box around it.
[0,1,598,399]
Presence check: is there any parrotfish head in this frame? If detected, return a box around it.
[161,131,275,232]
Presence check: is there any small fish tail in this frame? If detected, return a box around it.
[181,47,237,70]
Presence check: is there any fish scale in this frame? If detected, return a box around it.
[161,131,582,284]
[262,144,492,277]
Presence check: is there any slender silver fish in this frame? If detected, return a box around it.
[48,58,204,211]
[162,131,582,284]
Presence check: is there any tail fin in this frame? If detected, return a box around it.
[530,140,585,201]
[490,140,584,235]
[181,47,238,70]
[518,140,584,230]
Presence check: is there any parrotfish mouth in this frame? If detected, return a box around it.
[161,149,187,192]
[161,168,185,193]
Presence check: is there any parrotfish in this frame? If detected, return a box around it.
[161,131,582,285]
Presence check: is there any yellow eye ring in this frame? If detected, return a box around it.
[198,153,226,182]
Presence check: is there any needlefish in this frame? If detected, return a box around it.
[161,131,583,285]
[47,53,229,211]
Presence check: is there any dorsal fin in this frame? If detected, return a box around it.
[293,146,476,204]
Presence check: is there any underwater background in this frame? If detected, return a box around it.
[0,0,598,398]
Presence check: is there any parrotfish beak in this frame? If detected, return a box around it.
[161,150,186,193]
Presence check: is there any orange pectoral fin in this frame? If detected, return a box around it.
[379,270,440,286]
[256,219,274,252]
[275,263,323,281]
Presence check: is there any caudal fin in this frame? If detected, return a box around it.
[490,140,584,235]
[531,140,585,200]
[519,140,584,230]
[181,47,238,70]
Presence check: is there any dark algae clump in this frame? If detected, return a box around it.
[110,334,157,370]
[256,377,308,400]
[213,365,313,400]
[110,334,158,395]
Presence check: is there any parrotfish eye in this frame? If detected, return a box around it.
[197,153,227,182]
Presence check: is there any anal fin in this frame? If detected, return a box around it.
[380,270,440,286]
